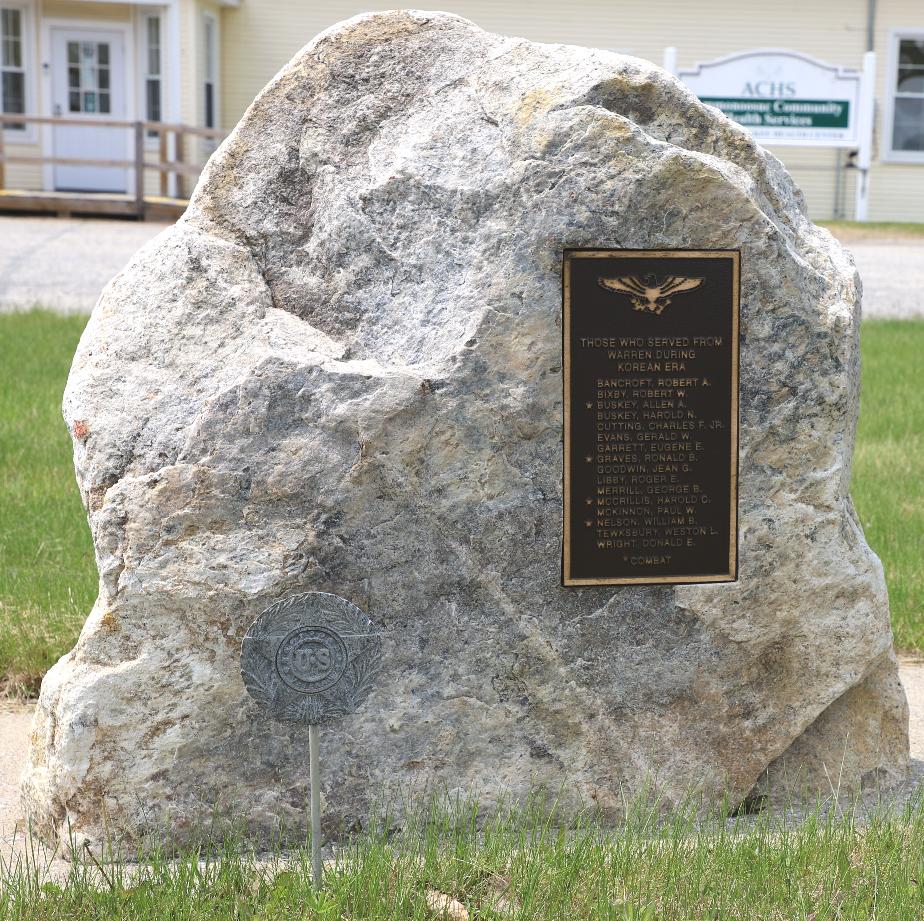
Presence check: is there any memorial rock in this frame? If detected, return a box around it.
[23,10,908,849]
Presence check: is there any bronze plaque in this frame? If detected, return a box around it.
[562,249,739,586]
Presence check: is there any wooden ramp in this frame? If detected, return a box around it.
[0,189,187,220]
[0,113,224,222]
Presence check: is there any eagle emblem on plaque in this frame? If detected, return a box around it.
[598,274,704,315]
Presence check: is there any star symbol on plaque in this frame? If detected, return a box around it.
[585,497,593,505]
[585,401,593,409]
[585,455,593,463]
[585,519,593,528]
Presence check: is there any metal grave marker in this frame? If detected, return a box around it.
[241,591,383,885]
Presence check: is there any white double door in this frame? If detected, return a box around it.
[50,26,128,192]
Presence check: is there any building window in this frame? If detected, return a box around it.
[143,14,162,137]
[1,6,25,130]
[203,14,216,129]
[888,34,924,159]
[145,16,161,122]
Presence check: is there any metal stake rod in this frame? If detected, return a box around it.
[241,594,382,892]
[309,724,322,887]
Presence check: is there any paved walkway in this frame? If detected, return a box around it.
[0,217,169,314]
[849,241,924,320]
[0,702,32,858]
[0,216,921,317]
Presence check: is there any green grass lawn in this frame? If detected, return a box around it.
[852,320,924,652]
[0,313,922,695]
[4,795,924,920]
[0,312,96,696]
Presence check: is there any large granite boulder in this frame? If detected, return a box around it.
[23,10,907,850]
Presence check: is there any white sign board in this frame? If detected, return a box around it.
[676,49,862,147]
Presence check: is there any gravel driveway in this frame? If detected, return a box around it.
[0,216,920,317]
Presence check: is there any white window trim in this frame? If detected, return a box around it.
[138,7,163,148]
[202,11,218,131]
[1,1,36,144]
[882,28,924,164]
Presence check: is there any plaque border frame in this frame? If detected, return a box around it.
[562,248,740,587]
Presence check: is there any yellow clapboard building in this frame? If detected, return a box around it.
[0,0,921,219]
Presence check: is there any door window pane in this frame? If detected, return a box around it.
[79,42,96,101]
[63,40,113,115]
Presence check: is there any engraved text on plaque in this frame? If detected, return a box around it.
[563,249,739,585]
